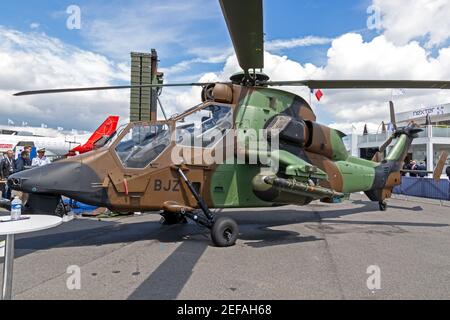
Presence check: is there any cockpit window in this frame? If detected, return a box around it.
[176,105,233,148]
[105,124,127,147]
[115,124,170,168]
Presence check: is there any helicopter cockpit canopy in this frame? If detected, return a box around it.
[114,123,171,169]
[110,103,233,169]
[175,104,233,148]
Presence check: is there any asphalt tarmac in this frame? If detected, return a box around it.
[1,194,449,300]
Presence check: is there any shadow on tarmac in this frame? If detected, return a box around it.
[1,198,447,299]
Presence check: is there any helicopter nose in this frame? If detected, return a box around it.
[8,174,26,190]
[8,161,83,194]
[8,170,37,193]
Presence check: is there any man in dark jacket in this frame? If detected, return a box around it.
[1,150,15,199]
[418,161,427,178]
[24,146,33,166]
[0,150,15,178]
[446,165,450,181]
[15,151,30,173]
[12,150,31,205]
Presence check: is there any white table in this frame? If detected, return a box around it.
[0,215,62,300]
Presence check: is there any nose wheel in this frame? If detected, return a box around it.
[182,211,239,247]
[211,217,239,247]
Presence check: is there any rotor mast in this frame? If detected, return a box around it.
[219,0,266,84]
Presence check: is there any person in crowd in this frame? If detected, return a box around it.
[407,160,413,170]
[418,161,427,178]
[446,165,450,181]
[410,160,418,177]
[32,148,51,167]
[0,150,15,199]
[12,150,31,205]
[23,146,33,166]
[402,162,409,176]
[15,151,30,173]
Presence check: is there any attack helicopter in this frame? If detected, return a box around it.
[7,0,450,247]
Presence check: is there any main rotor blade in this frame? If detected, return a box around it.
[219,0,264,72]
[371,151,383,162]
[389,101,398,131]
[433,151,448,181]
[14,82,218,96]
[266,80,450,90]
[379,135,394,153]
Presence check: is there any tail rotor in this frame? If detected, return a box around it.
[372,101,399,161]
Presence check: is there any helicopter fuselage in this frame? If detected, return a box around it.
[8,84,418,214]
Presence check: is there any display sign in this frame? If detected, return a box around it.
[0,144,14,152]
[396,103,450,123]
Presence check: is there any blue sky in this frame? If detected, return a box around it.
[0,0,375,68]
[1,0,450,133]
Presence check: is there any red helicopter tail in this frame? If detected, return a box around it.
[68,116,119,156]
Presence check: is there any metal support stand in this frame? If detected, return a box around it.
[2,234,15,300]
[176,167,215,228]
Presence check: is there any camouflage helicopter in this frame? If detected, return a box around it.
[7,0,450,247]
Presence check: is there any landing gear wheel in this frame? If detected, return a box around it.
[54,203,65,218]
[211,217,239,247]
[54,200,70,218]
[379,201,387,211]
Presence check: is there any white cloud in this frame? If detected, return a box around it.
[374,0,450,48]
[81,0,220,60]
[29,23,40,30]
[4,1,450,136]
[158,52,323,119]
[329,122,381,136]
[164,32,450,134]
[0,26,130,131]
[266,36,333,51]
[160,49,234,75]
[3,28,439,135]
[317,33,450,132]
[160,36,333,77]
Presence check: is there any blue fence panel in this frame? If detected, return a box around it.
[62,199,98,214]
[393,177,450,200]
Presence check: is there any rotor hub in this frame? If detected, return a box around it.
[230,71,270,86]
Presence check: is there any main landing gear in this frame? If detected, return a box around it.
[379,201,387,211]
[176,167,239,247]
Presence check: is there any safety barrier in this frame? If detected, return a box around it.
[393,177,450,200]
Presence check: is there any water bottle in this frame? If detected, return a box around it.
[11,196,22,221]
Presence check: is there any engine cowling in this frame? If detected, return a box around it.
[304,121,348,161]
[266,115,348,161]
[265,115,309,147]
[201,84,234,104]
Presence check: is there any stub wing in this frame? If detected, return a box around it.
[250,149,344,205]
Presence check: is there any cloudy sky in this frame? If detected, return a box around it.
[1,0,450,133]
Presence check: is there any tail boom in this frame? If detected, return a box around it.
[365,123,422,202]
